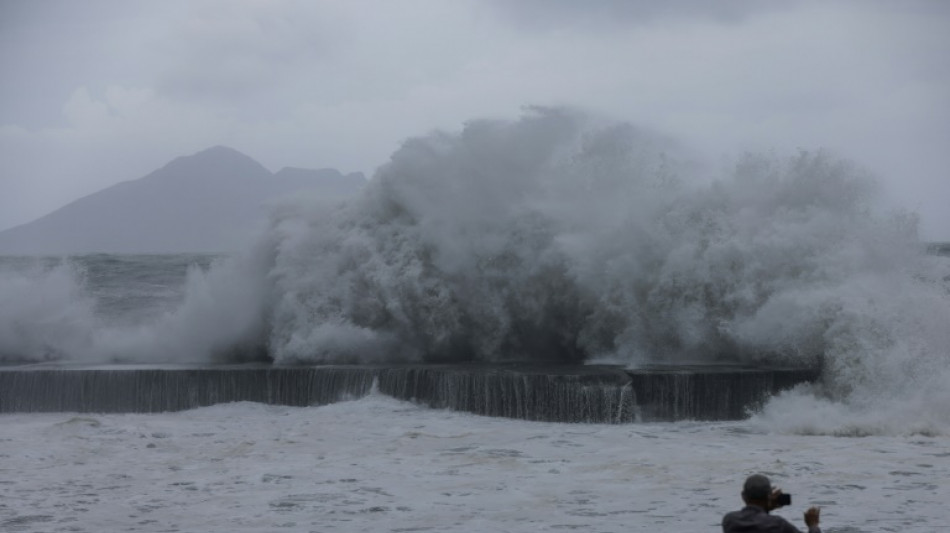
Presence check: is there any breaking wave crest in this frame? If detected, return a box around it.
[0,261,99,362]
[258,109,947,364]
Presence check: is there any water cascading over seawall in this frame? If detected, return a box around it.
[0,364,819,422]
[627,365,821,421]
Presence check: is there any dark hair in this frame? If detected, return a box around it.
[742,474,772,501]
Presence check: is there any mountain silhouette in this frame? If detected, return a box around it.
[0,146,365,254]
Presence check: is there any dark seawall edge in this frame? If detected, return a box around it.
[0,362,821,423]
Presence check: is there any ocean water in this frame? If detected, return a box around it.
[2,108,950,530]
[1,396,948,532]
[0,253,218,326]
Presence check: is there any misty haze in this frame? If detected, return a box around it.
[0,146,365,254]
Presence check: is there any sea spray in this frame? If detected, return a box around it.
[3,107,950,434]
[254,107,950,432]
[0,253,263,363]
[0,260,98,361]
[96,249,271,363]
[263,109,690,363]
[259,108,933,369]
[750,257,950,435]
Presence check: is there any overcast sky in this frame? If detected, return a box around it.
[2,0,949,239]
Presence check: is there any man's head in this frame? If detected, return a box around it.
[742,474,772,505]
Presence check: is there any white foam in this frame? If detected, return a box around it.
[1,398,946,531]
[0,261,99,362]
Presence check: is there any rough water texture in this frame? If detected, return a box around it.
[1,397,948,532]
[2,108,950,435]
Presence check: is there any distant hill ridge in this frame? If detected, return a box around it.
[0,146,365,254]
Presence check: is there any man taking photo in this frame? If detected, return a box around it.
[722,474,822,533]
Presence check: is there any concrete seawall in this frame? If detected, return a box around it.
[0,363,820,422]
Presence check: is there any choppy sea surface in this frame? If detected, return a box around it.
[1,395,948,533]
[0,253,217,325]
[1,396,947,532]
[0,253,218,327]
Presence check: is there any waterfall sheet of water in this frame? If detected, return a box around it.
[0,364,818,422]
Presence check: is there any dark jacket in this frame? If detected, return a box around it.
[722,505,820,533]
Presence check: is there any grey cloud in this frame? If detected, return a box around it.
[0,0,165,128]
[2,0,949,240]
[154,2,342,106]
[486,0,791,30]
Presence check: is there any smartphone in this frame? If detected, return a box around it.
[775,493,792,506]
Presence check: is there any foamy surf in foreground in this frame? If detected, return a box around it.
[1,396,947,532]
[2,108,950,435]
